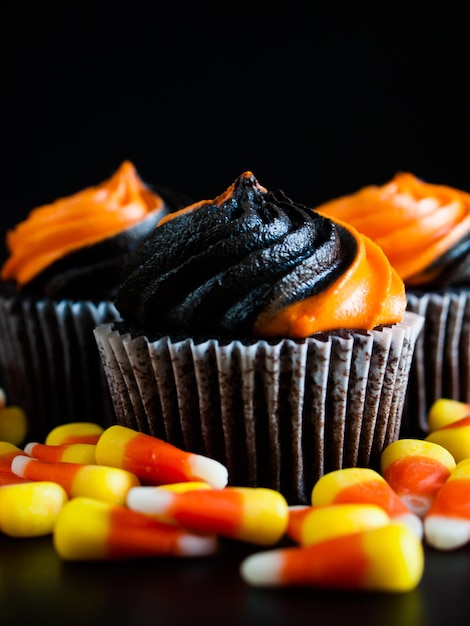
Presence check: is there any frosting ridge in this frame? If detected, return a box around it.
[1,161,167,299]
[315,172,470,288]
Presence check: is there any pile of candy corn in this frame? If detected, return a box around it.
[1,386,470,594]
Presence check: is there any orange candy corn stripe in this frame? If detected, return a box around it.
[427,399,470,432]
[425,461,470,519]
[24,441,97,465]
[0,470,30,486]
[311,467,423,538]
[380,439,456,518]
[95,425,228,489]
[313,467,409,516]
[424,461,470,550]
[286,505,314,543]
[11,455,140,505]
[425,417,470,463]
[53,497,218,560]
[240,524,424,592]
[127,486,289,546]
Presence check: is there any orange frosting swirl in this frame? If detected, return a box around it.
[254,217,406,337]
[315,172,470,287]
[1,161,165,288]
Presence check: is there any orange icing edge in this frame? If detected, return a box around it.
[315,172,470,283]
[254,217,406,337]
[1,161,164,286]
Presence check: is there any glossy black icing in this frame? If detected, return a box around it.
[116,172,358,337]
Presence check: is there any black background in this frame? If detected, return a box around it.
[2,1,470,264]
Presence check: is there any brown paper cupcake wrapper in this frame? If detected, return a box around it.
[0,296,121,442]
[404,289,470,436]
[94,311,423,504]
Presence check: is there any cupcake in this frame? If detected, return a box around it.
[0,160,189,442]
[94,171,424,504]
[315,172,470,437]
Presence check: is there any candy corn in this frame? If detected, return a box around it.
[11,455,140,505]
[53,496,218,560]
[424,459,470,550]
[95,424,228,489]
[45,422,105,445]
[311,467,423,539]
[288,503,390,546]
[240,524,424,592]
[381,438,456,518]
[425,417,470,463]
[139,481,214,526]
[0,405,28,446]
[127,486,289,546]
[24,441,97,465]
[285,505,314,543]
[9,390,470,593]
[0,481,68,537]
[427,398,470,432]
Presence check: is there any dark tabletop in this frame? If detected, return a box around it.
[2,532,468,626]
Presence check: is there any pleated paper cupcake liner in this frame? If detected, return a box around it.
[0,296,121,442]
[403,289,470,436]
[95,311,424,504]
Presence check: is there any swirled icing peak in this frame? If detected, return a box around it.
[116,172,405,339]
[1,161,165,289]
[1,161,169,299]
[315,172,470,288]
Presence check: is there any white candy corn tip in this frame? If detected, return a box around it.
[396,512,424,540]
[400,494,433,519]
[190,454,228,489]
[23,442,37,456]
[177,534,218,557]
[424,515,470,551]
[10,455,31,478]
[126,486,173,514]
[240,551,283,587]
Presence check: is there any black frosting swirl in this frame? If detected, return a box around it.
[411,235,470,290]
[115,173,358,338]
[19,213,162,301]
[6,184,192,302]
